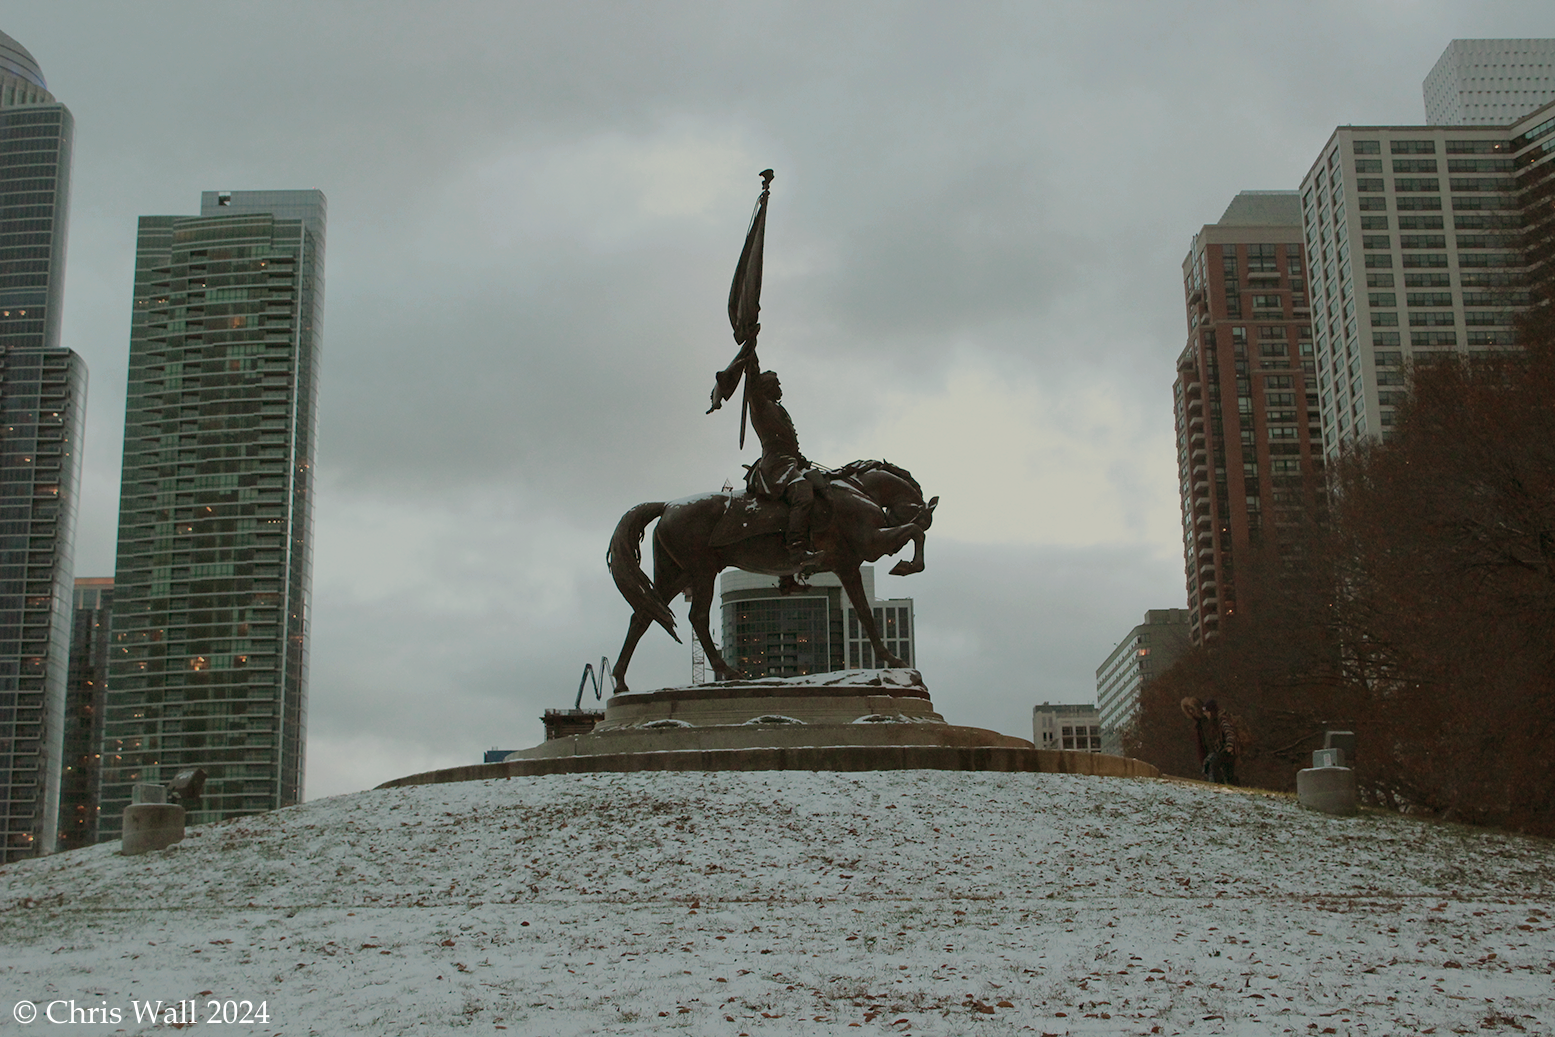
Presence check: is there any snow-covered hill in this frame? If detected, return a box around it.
[2,771,1552,1035]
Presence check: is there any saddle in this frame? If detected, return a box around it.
[708,491,786,548]
[708,488,835,549]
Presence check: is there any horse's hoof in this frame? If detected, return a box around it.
[889,561,922,576]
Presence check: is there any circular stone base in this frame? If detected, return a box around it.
[377,670,1161,788]
[505,668,1030,761]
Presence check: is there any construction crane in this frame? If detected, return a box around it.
[575,656,609,708]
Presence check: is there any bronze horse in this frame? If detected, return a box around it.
[607,460,937,693]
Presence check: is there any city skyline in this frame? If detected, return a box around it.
[1,8,1548,799]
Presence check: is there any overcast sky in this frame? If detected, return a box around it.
[7,1,1550,798]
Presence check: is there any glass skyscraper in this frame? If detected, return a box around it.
[100,190,325,839]
[57,576,110,851]
[0,28,87,862]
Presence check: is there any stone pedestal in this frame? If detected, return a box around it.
[506,669,1027,761]
[121,803,186,855]
[1297,766,1357,816]
[378,669,1164,787]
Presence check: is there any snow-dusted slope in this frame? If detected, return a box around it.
[2,771,1552,1035]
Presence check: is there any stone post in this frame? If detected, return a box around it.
[121,782,185,855]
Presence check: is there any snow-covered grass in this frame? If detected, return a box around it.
[2,771,1552,1036]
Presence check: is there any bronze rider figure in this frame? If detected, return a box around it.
[742,355,823,564]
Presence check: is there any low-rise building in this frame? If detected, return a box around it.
[1096,609,1192,754]
[1031,703,1102,752]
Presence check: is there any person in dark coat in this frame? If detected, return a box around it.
[1181,696,1238,784]
[1200,699,1238,785]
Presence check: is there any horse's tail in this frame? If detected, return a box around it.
[607,502,681,643]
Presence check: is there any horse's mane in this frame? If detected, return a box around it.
[828,458,921,495]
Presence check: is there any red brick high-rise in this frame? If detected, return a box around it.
[1173,193,1324,644]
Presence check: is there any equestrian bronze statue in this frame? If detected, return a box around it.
[607,170,937,693]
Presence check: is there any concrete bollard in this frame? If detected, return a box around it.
[1297,765,1357,816]
[121,803,186,855]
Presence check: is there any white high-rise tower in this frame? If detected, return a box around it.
[1424,39,1555,126]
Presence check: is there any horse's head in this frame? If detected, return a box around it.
[841,461,936,530]
[884,493,937,530]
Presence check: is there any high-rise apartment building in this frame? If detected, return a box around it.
[719,566,914,678]
[57,576,110,851]
[1095,608,1191,754]
[1300,99,1555,453]
[100,190,325,839]
[1174,192,1323,645]
[0,29,86,863]
[1424,39,1555,126]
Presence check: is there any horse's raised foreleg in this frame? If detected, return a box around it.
[847,521,924,569]
[889,529,925,576]
[837,565,908,669]
[688,569,744,682]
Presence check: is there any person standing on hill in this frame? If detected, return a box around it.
[1182,696,1238,785]
[1200,699,1238,785]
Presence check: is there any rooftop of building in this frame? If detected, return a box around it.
[0,29,46,90]
[1032,702,1099,715]
[1433,37,1555,54]
[1217,191,1301,227]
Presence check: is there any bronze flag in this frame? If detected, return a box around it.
[708,169,775,448]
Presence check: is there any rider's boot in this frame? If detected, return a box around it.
[784,533,820,570]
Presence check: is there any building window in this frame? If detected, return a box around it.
[1247,245,1279,272]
